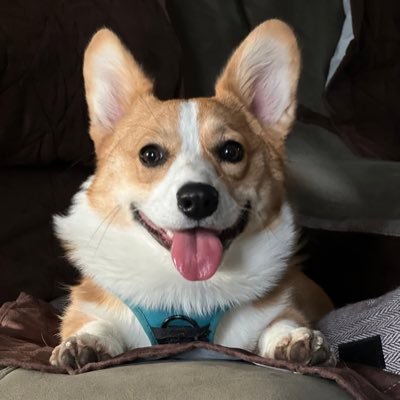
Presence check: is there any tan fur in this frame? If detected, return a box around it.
[195,98,285,228]
[61,310,93,340]
[84,93,285,229]
[253,267,298,310]
[268,307,309,329]
[254,266,333,328]
[83,22,295,229]
[84,29,154,149]
[215,19,300,145]
[84,30,183,225]
[60,278,124,341]
[292,273,334,325]
[86,98,182,224]
[69,278,123,309]
[52,21,335,369]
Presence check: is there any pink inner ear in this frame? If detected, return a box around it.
[94,71,125,130]
[104,84,124,127]
[249,64,290,126]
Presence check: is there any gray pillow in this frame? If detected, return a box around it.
[318,288,400,375]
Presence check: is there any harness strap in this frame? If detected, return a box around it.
[130,305,225,345]
[131,306,159,345]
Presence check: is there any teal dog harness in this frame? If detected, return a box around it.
[127,304,226,345]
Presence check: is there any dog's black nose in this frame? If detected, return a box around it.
[177,183,219,220]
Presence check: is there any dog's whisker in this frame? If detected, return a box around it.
[137,95,168,137]
[94,206,122,252]
[87,205,121,245]
[40,331,51,348]
[85,205,121,252]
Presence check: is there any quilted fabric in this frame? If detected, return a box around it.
[319,288,400,375]
[0,0,181,303]
[0,0,180,167]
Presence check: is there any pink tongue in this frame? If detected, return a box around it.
[171,229,223,281]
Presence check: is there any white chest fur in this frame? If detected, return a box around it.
[55,178,297,349]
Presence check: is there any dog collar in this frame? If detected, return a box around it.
[126,303,226,345]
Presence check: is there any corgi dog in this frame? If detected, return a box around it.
[50,20,335,369]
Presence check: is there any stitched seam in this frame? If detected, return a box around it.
[0,302,14,325]
[383,379,400,394]
[0,367,18,381]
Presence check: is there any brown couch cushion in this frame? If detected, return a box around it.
[0,0,181,303]
[0,167,86,303]
[0,0,180,167]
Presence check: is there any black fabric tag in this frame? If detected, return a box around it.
[152,326,210,344]
[338,335,386,369]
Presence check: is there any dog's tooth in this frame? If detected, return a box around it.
[166,230,173,238]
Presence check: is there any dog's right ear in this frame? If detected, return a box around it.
[83,29,153,149]
[215,20,300,144]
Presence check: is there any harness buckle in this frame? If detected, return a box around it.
[152,314,210,344]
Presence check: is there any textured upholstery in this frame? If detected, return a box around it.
[0,0,180,303]
[0,362,351,400]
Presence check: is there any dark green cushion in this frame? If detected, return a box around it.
[166,0,344,115]
[166,0,249,98]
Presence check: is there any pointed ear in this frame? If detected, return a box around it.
[215,20,300,141]
[83,28,153,148]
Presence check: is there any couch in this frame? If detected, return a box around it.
[1,1,399,399]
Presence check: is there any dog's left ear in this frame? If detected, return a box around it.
[215,20,300,142]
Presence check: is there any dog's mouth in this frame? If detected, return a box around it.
[133,202,251,281]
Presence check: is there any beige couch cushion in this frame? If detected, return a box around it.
[0,361,350,400]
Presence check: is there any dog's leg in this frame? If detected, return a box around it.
[50,278,147,369]
[257,309,335,366]
[50,314,125,369]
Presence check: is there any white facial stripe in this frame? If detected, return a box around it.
[179,101,201,155]
[139,100,240,231]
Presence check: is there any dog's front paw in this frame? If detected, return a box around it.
[260,327,336,366]
[50,333,121,369]
[273,328,335,366]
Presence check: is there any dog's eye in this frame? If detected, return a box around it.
[139,144,166,167]
[217,140,244,163]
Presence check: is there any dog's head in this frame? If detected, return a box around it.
[84,20,299,281]
[57,20,300,308]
